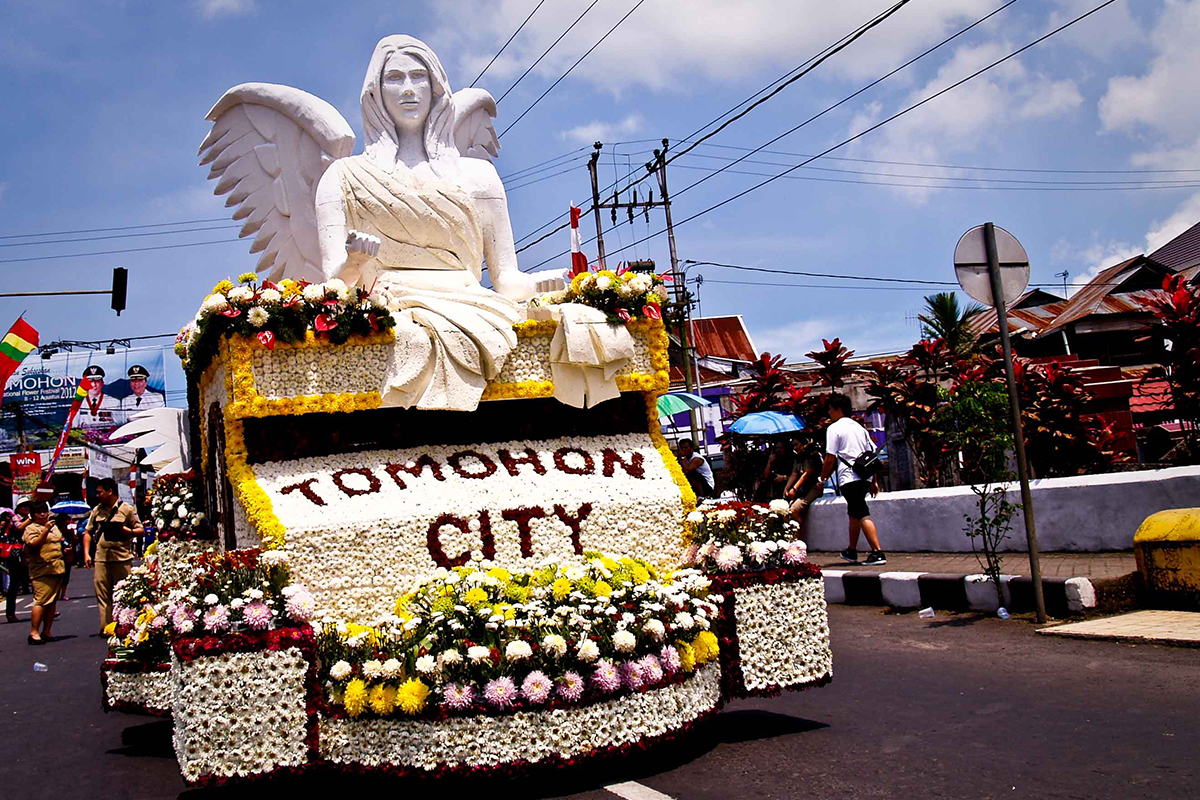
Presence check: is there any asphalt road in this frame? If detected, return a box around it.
[1,576,1196,800]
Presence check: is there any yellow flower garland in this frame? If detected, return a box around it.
[645,391,698,513]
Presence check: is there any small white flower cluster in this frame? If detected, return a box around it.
[251,342,393,400]
[104,667,173,715]
[155,539,219,588]
[258,433,688,622]
[319,663,721,771]
[730,577,832,692]
[172,647,311,783]
[494,331,655,385]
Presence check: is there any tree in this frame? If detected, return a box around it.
[1135,274,1200,462]
[919,292,984,356]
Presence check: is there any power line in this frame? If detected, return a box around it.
[688,260,957,286]
[0,224,241,249]
[521,0,1121,272]
[0,217,230,241]
[500,0,650,138]
[701,278,936,291]
[470,0,549,88]
[0,238,242,265]
[499,147,590,181]
[496,0,603,105]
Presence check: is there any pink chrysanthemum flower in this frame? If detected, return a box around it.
[715,544,743,571]
[681,544,699,566]
[621,661,644,690]
[592,659,621,693]
[637,654,664,686]
[150,615,168,630]
[441,683,475,710]
[484,677,518,709]
[521,671,553,705]
[170,606,195,630]
[117,607,138,627]
[282,585,316,622]
[242,600,274,630]
[660,645,682,675]
[557,671,585,702]
[782,540,808,565]
[202,604,230,632]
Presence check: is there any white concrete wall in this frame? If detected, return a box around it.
[802,465,1200,553]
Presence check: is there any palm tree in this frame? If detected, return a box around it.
[919,292,985,356]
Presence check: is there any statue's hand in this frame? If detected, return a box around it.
[534,269,568,294]
[346,230,381,262]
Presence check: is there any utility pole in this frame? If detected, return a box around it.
[587,143,607,270]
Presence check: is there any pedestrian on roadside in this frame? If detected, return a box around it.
[784,437,825,533]
[21,501,65,645]
[819,393,886,565]
[756,439,794,501]
[2,512,29,623]
[677,438,715,499]
[54,513,76,601]
[82,478,143,633]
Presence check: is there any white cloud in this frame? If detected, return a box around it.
[0,182,7,203]
[429,1,998,94]
[557,114,643,144]
[844,42,1083,202]
[1045,0,1147,59]
[755,316,910,362]
[196,0,256,19]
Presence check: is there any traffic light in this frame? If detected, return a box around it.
[111,266,127,316]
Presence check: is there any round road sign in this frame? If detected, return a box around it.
[953,224,1030,308]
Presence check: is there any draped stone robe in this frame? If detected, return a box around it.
[333,156,521,411]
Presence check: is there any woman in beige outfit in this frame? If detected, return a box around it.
[22,501,64,645]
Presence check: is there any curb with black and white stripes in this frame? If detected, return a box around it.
[822,570,1097,616]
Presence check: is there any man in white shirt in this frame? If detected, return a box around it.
[819,393,886,565]
[677,438,715,499]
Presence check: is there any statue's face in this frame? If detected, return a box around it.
[382,51,432,131]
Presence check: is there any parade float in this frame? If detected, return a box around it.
[101,34,831,786]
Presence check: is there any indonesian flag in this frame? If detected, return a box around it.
[569,205,589,278]
[0,317,38,407]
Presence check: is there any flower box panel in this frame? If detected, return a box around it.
[101,660,172,717]
[319,663,722,774]
[171,627,318,785]
[711,568,832,698]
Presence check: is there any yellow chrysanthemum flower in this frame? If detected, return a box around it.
[396,678,431,715]
[368,684,396,715]
[431,596,455,615]
[237,272,257,284]
[592,580,613,597]
[463,587,488,607]
[343,679,368,717]
[551,577,572,601]
[279,278,300,297]
[504,583,531,603]
[211,279,234,294]
[103,622,117,635]
[487,566,511,582]
[692,631,719,665]
[677,641,696,673]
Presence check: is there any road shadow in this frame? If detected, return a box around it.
[177,709,828,799]
[926,613,990,628]
[108,720,174,759]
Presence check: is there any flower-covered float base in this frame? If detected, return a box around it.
[172,627,317,784]
[320,663,722,775]
[710,566,832,698]
[101,661,173,716]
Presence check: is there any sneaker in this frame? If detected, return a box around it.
[839,548,858,563]
[864,550,888,566]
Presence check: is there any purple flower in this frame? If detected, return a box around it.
[202,604,230,633]
[441,683,475,710]
[637,654,664,686]
[592,659,621,693]
[660,645,681,675]
[521,671,553,705]
[557,671,585,702]
[621,661,644,690]
[242,600,273,630]
[484,677,518,709]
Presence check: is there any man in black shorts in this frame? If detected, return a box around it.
[819,394,886,565]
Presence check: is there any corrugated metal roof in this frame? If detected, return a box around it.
[964,289,1068,338]
[1149,220,1200,272]
[1037,256,1167,336]
[688,315,758,362]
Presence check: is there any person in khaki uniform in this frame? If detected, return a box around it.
[82,478,143,633]
[22,501,65,645]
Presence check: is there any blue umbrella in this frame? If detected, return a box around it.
[50,501,92,517]
[729,411,805,435]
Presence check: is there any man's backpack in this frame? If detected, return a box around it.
[838,448,882,481]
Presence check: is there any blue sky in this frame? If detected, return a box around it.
[1,0,1196,403]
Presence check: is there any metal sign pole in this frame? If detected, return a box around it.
[983,222,1047,624]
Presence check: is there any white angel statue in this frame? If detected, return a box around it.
[200,34,558,411]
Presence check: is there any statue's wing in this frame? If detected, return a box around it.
[452,88,501,161]
[111,408,191,474]
[199,83,355,282]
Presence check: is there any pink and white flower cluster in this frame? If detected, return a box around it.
[682,500,808,574]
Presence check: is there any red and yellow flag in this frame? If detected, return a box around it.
[0,317,38,406]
